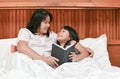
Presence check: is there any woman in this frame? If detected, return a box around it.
[17,8,59,67]
[0,8,60,79]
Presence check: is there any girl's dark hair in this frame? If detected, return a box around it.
[57,25,79,48]
[26,8,52,37]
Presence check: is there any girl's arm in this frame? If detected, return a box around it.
[69,41,90,62]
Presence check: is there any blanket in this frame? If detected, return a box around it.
[0,53,120,79]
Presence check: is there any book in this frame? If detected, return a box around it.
[51,43,79,65]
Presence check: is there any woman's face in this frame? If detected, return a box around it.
[57,28,70,42]
[38,15,50,35]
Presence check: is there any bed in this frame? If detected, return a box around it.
[0,34,120,79]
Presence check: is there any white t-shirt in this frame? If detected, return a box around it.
[17,28,57,56]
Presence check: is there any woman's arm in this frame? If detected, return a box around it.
[84,47,94,57]
[17,40,59,67]
[17,40,43,60]
[69,41,89,62]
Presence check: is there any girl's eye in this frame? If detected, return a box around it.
[63,30,66,32]
[60,30,63,32]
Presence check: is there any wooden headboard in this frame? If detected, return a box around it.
[0,1,120,67]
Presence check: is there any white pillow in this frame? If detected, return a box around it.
[79,34,111,69]
[0,38,17,61]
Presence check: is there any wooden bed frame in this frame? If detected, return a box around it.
[0,1,120,67]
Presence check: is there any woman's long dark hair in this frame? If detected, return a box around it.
[57,26,79,48]
[26,8,52,37]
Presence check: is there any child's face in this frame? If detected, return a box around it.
[57,28,70,42]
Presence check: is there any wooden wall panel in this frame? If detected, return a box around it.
[0,1,120,9]
[91,0,120,3]
[49,9,120,40]
[0,0,90,2]
[118,10,120,40]
[84,9,119,40]
[108,45,120,66]
[0,9,34,38]
[0,9,120,40]
[49,9,87,39]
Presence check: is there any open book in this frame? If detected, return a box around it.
[51,43,79,65]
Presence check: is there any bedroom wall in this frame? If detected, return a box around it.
[0,1,120,66]
[0,9,120,39]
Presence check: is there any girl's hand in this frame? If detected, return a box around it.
[69,52,80,62]
[85,47,94,57]
[42,56,59,68]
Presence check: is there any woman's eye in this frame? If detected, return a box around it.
[44,21,50,24]
[44,21,47,24]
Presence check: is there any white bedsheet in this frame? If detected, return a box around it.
[0,53,120,79]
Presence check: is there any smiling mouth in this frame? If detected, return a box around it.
[58,35,63,38]
[43,28,48,31]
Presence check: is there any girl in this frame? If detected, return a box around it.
[54,25,90,64]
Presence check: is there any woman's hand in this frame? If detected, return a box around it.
[42,56,59,68]
[69,47,94,62]
[85,47,94,57]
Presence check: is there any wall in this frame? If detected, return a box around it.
[0,9,120,39]
[0,0,120,8]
